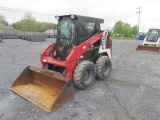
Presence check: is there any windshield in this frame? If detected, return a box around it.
[147,29,159,41]
[79,21,96,41]
[57,19,74,53]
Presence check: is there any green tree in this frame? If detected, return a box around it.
[13,13,56,32]
[37,22,56,32]
[0,14,8,27]
[112,20,137,38]
[13,13,37,32]
[131,25,138,36]
[122,23,132,37]
[112,20,124,36]
[23,13,37,31]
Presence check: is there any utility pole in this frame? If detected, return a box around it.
[136,7,142,33]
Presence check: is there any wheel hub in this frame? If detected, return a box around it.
[83,69,92,85]
[103,62,110,76]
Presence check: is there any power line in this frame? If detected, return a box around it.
[136,7,142,33]
[0,6,56,16]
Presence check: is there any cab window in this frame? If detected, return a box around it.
[78,21,96,42]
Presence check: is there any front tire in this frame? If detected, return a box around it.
[95,56,111,80]
[73,61,95,90]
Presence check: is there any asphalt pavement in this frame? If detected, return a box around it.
[0,38,160,120]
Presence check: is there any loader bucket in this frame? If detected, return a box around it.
[136,45,160,53]
[10,66,74,112]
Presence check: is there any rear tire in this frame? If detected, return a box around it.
[95,56,111,80]
[73,61,95,90]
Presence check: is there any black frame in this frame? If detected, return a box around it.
[57,15,103,45]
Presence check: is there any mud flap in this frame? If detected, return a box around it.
[10,66,74,112]
[136,45,160,53]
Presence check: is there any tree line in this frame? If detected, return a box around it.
[0,13,56,32]
[0,15,8,27]
[111,20,138,38]
[0,14,138,36]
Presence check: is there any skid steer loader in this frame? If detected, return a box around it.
[11,14,112,112]
[136,29,160,53]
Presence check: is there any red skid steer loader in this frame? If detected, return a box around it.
[11,14,112,112]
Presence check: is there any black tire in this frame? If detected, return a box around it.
[95,56,111,80]
[73,61,95,90]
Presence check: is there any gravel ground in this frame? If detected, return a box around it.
[0,38,160,120]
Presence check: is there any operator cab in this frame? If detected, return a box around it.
[56,14,104,60]
[146,29,160,42]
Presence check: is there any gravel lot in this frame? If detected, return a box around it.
[0,38,160,120]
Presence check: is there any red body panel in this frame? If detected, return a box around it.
[40,43,56,68]
[40,32,103,78]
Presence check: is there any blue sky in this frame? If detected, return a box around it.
[0,0,159,32]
